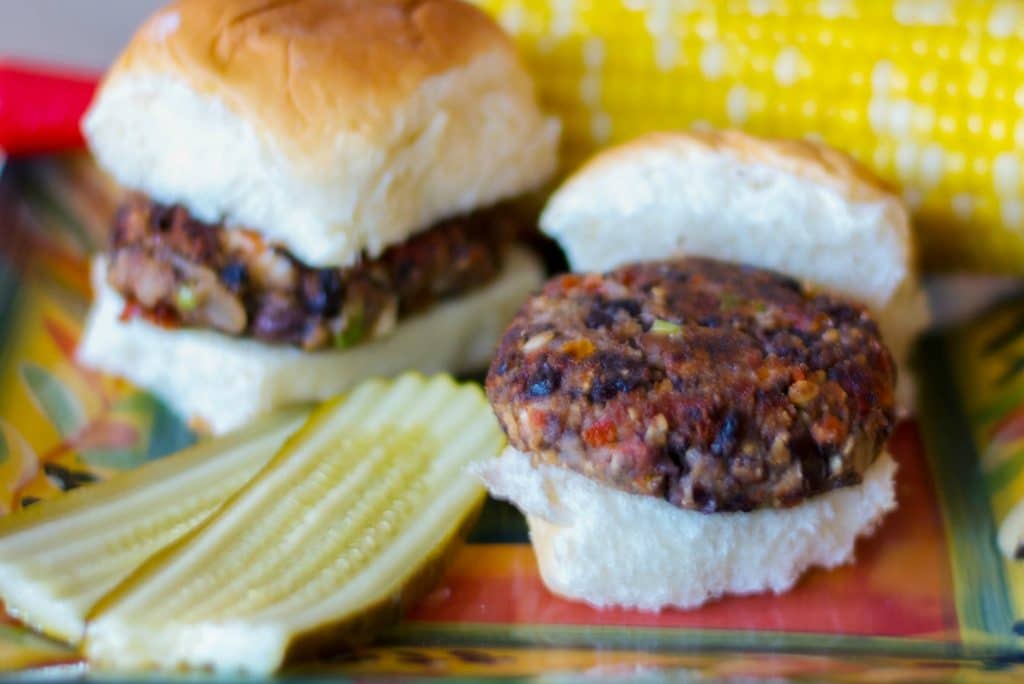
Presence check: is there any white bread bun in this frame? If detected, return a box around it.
[540,130,928,409]
[477,447,897,611]
[83,0,560,268]
[78,248,543,434]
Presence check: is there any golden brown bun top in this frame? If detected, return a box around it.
[86,0,559,267]
[109,0,520,152]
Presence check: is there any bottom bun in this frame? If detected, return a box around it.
[476,447,897,611]
[78,248,544,434]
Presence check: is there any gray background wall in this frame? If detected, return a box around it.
[0,1,166,70]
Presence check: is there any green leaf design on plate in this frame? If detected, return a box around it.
[78,392,194,471]
[145,395,196,460]
[0,259,23,383]
[0,430,7,467]
[20,362,86,438]
[79,447,145,471]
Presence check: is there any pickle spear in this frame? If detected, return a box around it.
[85,373,504,674]
[0,408,308,645]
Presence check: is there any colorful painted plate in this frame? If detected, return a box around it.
[0,156,1022,681]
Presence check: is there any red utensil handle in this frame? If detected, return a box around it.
[0,61,100,156]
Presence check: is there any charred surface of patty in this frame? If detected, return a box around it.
[106,195,515,349]
[486,257,897,512]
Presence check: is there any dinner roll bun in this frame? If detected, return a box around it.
[539,130,928,409]
[83,0,560,268]
[477,446,897,611]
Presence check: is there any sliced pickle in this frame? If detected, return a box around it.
[84,374,504,675]
[0,408,308,644]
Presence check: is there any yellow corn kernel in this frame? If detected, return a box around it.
[474,0,1024,273]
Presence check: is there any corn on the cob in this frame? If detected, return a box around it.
[474,0,1024,273]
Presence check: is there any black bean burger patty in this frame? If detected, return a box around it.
[107,194,516,349]
[486,257,896,512]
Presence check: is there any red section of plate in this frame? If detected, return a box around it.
[413,422,959,641]
[0,61,99,156]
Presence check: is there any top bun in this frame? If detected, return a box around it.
[83,0,560,267]
[540,130,928,408]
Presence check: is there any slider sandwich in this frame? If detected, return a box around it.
[478,131,927,610]
[78,0,558,433]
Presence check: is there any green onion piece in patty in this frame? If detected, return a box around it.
[651,319,683,335]
[334,307,365,349]
[175,285,198,312]
[720,292,742,310]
